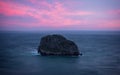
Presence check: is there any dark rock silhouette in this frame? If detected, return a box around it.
[38,34,80,56]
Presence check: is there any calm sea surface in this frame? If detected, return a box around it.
[0,31,120,75]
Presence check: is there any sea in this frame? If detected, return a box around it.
[0,31,120,75]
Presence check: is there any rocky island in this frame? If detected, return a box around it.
[38,34,80,56]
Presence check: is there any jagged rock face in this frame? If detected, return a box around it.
[38,34,80,56]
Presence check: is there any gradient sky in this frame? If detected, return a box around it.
[0,0,120,31]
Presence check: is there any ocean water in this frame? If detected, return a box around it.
[0,31,120,75]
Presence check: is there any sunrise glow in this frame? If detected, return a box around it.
[0,0,120,31]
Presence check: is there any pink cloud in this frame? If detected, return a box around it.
[1,0,119,30]
[0,1,33,17]
[108,9,120,15]
[64,11,94,16]
[0,0,94,27]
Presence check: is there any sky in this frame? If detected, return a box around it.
[0,0,120,31]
